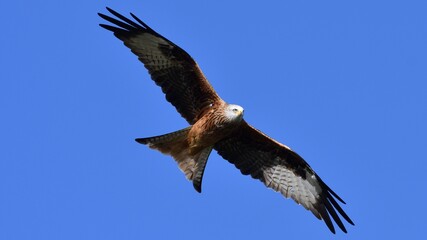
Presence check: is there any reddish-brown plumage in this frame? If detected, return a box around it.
[99,7,354,234]
[188,102,242,154]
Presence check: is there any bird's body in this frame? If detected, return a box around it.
[137,102,244,191]
[99,7,354,234]
[188,103,244,155]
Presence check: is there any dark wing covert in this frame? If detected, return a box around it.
[214,121,354,233]
[99,7,222,124]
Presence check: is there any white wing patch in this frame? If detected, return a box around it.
[263,162,323,218]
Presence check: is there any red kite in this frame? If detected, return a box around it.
[99,7,354,233]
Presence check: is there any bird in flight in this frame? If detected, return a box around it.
[98,7,354,234]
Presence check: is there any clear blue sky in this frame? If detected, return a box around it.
[1,0,426,239]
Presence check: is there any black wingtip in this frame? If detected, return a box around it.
[319,205,336,234]
[105,6,118,16]
[319,178,346,204]
[99,23,118,32]
[135,138,148,144]
[325,200,347,233]
[327,192,355,226]
[130,12,152,30]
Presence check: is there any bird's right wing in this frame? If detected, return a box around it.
[99,8,223,124]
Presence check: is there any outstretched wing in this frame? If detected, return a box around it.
[214,121,354,234]
[98,8,223,124]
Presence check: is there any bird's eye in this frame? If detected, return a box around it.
[232,108,238,112]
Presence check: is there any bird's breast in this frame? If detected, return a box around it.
[188,110,241,153]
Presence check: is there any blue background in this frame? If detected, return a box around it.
[1,1,426,239]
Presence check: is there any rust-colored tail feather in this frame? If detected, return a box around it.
[136,127,213,192]
[192,146,213,193]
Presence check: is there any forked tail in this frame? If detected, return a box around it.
[135,127,213,192]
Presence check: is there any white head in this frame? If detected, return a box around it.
[224,104,244,122]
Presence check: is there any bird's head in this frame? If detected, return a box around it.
[225,104,244,122]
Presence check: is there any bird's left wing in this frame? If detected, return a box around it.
[98,8,223,124]
[214,121,354,233]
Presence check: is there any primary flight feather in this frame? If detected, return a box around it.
[98,7,354,234]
